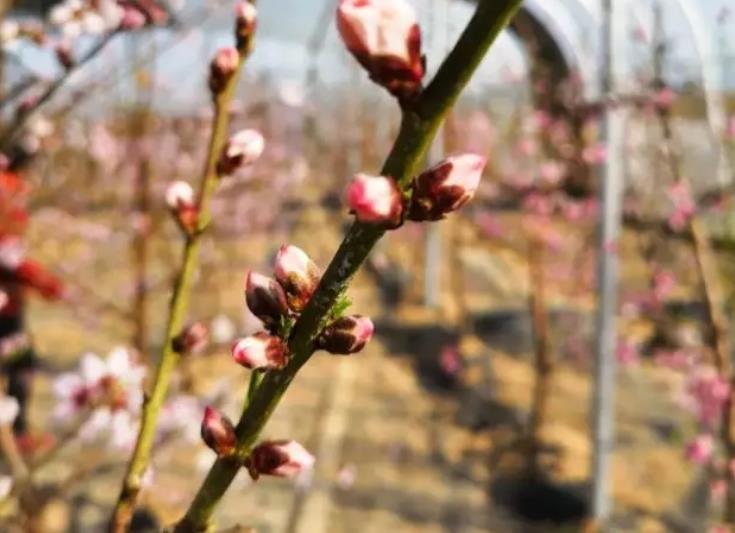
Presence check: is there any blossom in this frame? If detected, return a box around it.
[615,339,639,368]
[232,332,288,370]
[682,367,730,427]
[407,154,487,221]
[165,180,195,210]
[172,322,209,355]
[235,1,257,45]
[246,440,315,480]
[274,245,321,312]
[317,315,374,355]
[346,174,403,226]
[667,181,695,232]
[52,347,145,449]
[336,0,424,100]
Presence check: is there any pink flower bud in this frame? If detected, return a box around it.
[336,0,424,101]
[201,406,237,457]
[54,41,74,70]
[120,7,147,30]
[172,322,209,355]
[247,440,315,480]
[165,180,198,233]
[274,245,321,312]
[407,154,487,221]
[235,1,257,46]
[232,332,288,370]
[165,180,194,210]
[318,315,374,355]
[245,271,289,329]
[209,47,239,94]
[217,129,265,176]
[346,174,403,227]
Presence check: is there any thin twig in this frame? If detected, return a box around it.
[108,12,257,532]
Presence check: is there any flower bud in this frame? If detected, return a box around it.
[336,0,425,101]
[55,40,74,70]
[172,322,209,355]
[245,271,289,329]
[209,47,239,94]
[235,1,257,47]
[165,180,198,233]
[407,154,487,221]
[246,440,315,480]
[201,406,237,457]
[317,315,374,355]
[274,245,321,313]
[120,7,147,30]
[232,332,288,370]
[346,174,403,227]
[217,129,265,176]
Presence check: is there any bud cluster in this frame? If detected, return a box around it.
[345,153,487,227]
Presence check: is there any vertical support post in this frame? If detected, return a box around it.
[590,0,623,524]
[423,0,449,309]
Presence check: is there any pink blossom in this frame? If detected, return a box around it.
[522,193,554,217]
[654,88,676,110]
[165,181,195,210]
[439,344,462,377]
[336,0,424,100]
[539,160,565,186]
[53,348,145,448]
[615,339,640,368]
[235,1,257,43]
[209,47,239,93]
[532,110,553,129]
[582,144,607,165]
[217,129,265,175]
[346,174,403,226]
[683,367,730,427]
[652,269,676,303]
[667,181,695,231]
[685,434,714,465]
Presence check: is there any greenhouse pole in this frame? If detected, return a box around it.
[423,0,450,308]
[590,0,623,525]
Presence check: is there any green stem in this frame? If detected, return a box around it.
[109,27,256,533]
[174,2,523,531]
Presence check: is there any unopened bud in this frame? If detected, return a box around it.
[201,406,237,457]
[165,180,198,233]
[217,129,264,176]
[55,41,74,70]
[336,0,425,102]
[172,322,209,355]
[209,47,239,95]
[346,174,403,227]
[317,315,374,355]
[245,271,289,329]
[120,7,147,30]
[246,440,315,480]
[235,1,257,47]
[407,154,486,221]
[232,332,288,370]
[274,245,320,313]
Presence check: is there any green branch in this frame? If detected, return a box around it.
[174,1,523,530]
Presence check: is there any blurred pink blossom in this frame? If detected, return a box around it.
[615,339,639,368]
[685,433,714,465]
[667,181,696,231]
[682,367,730,427]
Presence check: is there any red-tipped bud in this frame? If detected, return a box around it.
[274,245,321,313]
[317,315,374,355]
[235,1,257,47]
[232,332,288,370]
[407,154,487,221]
[245,271,289,329]
[209,47,239,94]
[246,440,315,480]
[217,129,265,176]
[54,41,74,70]
[336,0,424,101]
[172,322,209,355]
[165,180,198,233]
[346,174,403,227]
[201,406,237,457]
